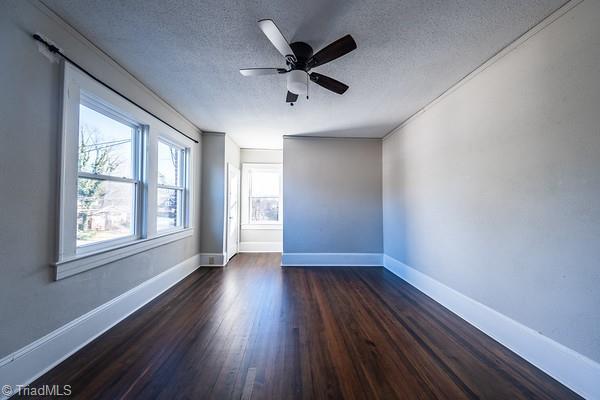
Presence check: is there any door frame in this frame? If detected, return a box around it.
[226,163,241,262]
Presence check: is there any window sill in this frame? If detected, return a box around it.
[53,228,194,280]
[241,224,283,230]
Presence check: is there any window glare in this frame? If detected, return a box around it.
[78,104,133,178]
[157,188,182,230]
[157,141,182,186]
[250,171,279,197]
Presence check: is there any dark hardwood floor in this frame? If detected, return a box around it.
[22,253,578,399]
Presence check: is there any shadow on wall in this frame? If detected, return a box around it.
[382,133,409,262]
[290,123,394,139]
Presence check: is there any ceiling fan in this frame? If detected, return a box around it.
[240,19,357,105]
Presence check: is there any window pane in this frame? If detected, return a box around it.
[250,171,279,197]
[77,178,134,246]
[250,198,279,222]
[157,188,182,231]
[79,104,134,178]
[158,141,182,186]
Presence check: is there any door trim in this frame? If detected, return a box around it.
[226,163,240,261]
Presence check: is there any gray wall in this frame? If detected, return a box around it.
[200,134,225,253]
[0,1,201,358]
[199,133,240,255]
[283,137,382,253]
[241,148,283,164]
[383,0,600,363]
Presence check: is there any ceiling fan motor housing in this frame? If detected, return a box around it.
[288,42,313,70]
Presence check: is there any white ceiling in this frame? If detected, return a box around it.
[44,0,564,148]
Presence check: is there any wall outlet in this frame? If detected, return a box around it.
[208,256,215,265]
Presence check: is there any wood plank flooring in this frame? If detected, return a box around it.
[21,253,579,399]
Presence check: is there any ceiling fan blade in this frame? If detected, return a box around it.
[308,34,357,69]
[258,19,295,58]
[240,68,286,76]
[286,91,298,103]
[309,73,349,94]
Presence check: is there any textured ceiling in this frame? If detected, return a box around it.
[44,0,564,148]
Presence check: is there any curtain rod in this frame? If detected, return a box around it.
[33,34,199,144]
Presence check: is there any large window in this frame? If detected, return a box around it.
[77,101,141,248]
[157,139,187,231]
[242,164,282,226]
[56,62,194,279]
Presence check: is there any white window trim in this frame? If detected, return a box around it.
[54,228,194,280]
[241,224,283,231]
[75,97,145,255]
[55,62,195,279]
[241,163,283,228]
[156,136,191,233]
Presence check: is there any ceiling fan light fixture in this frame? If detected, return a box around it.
[287,70,308,95]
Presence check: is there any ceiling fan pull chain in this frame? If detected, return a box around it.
[306,73,310,100]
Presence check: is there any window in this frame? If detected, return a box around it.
[242,164,282,227]
[56,62,195,279]
[77,101,141,249]
[157,139,187,231]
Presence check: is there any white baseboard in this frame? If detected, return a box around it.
[239,242,282,253]
[0,254,201,398]
[383,255,600,400]
[199,252,226,267]
[281,252,383,267]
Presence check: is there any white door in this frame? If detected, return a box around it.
[226,163,240,261]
